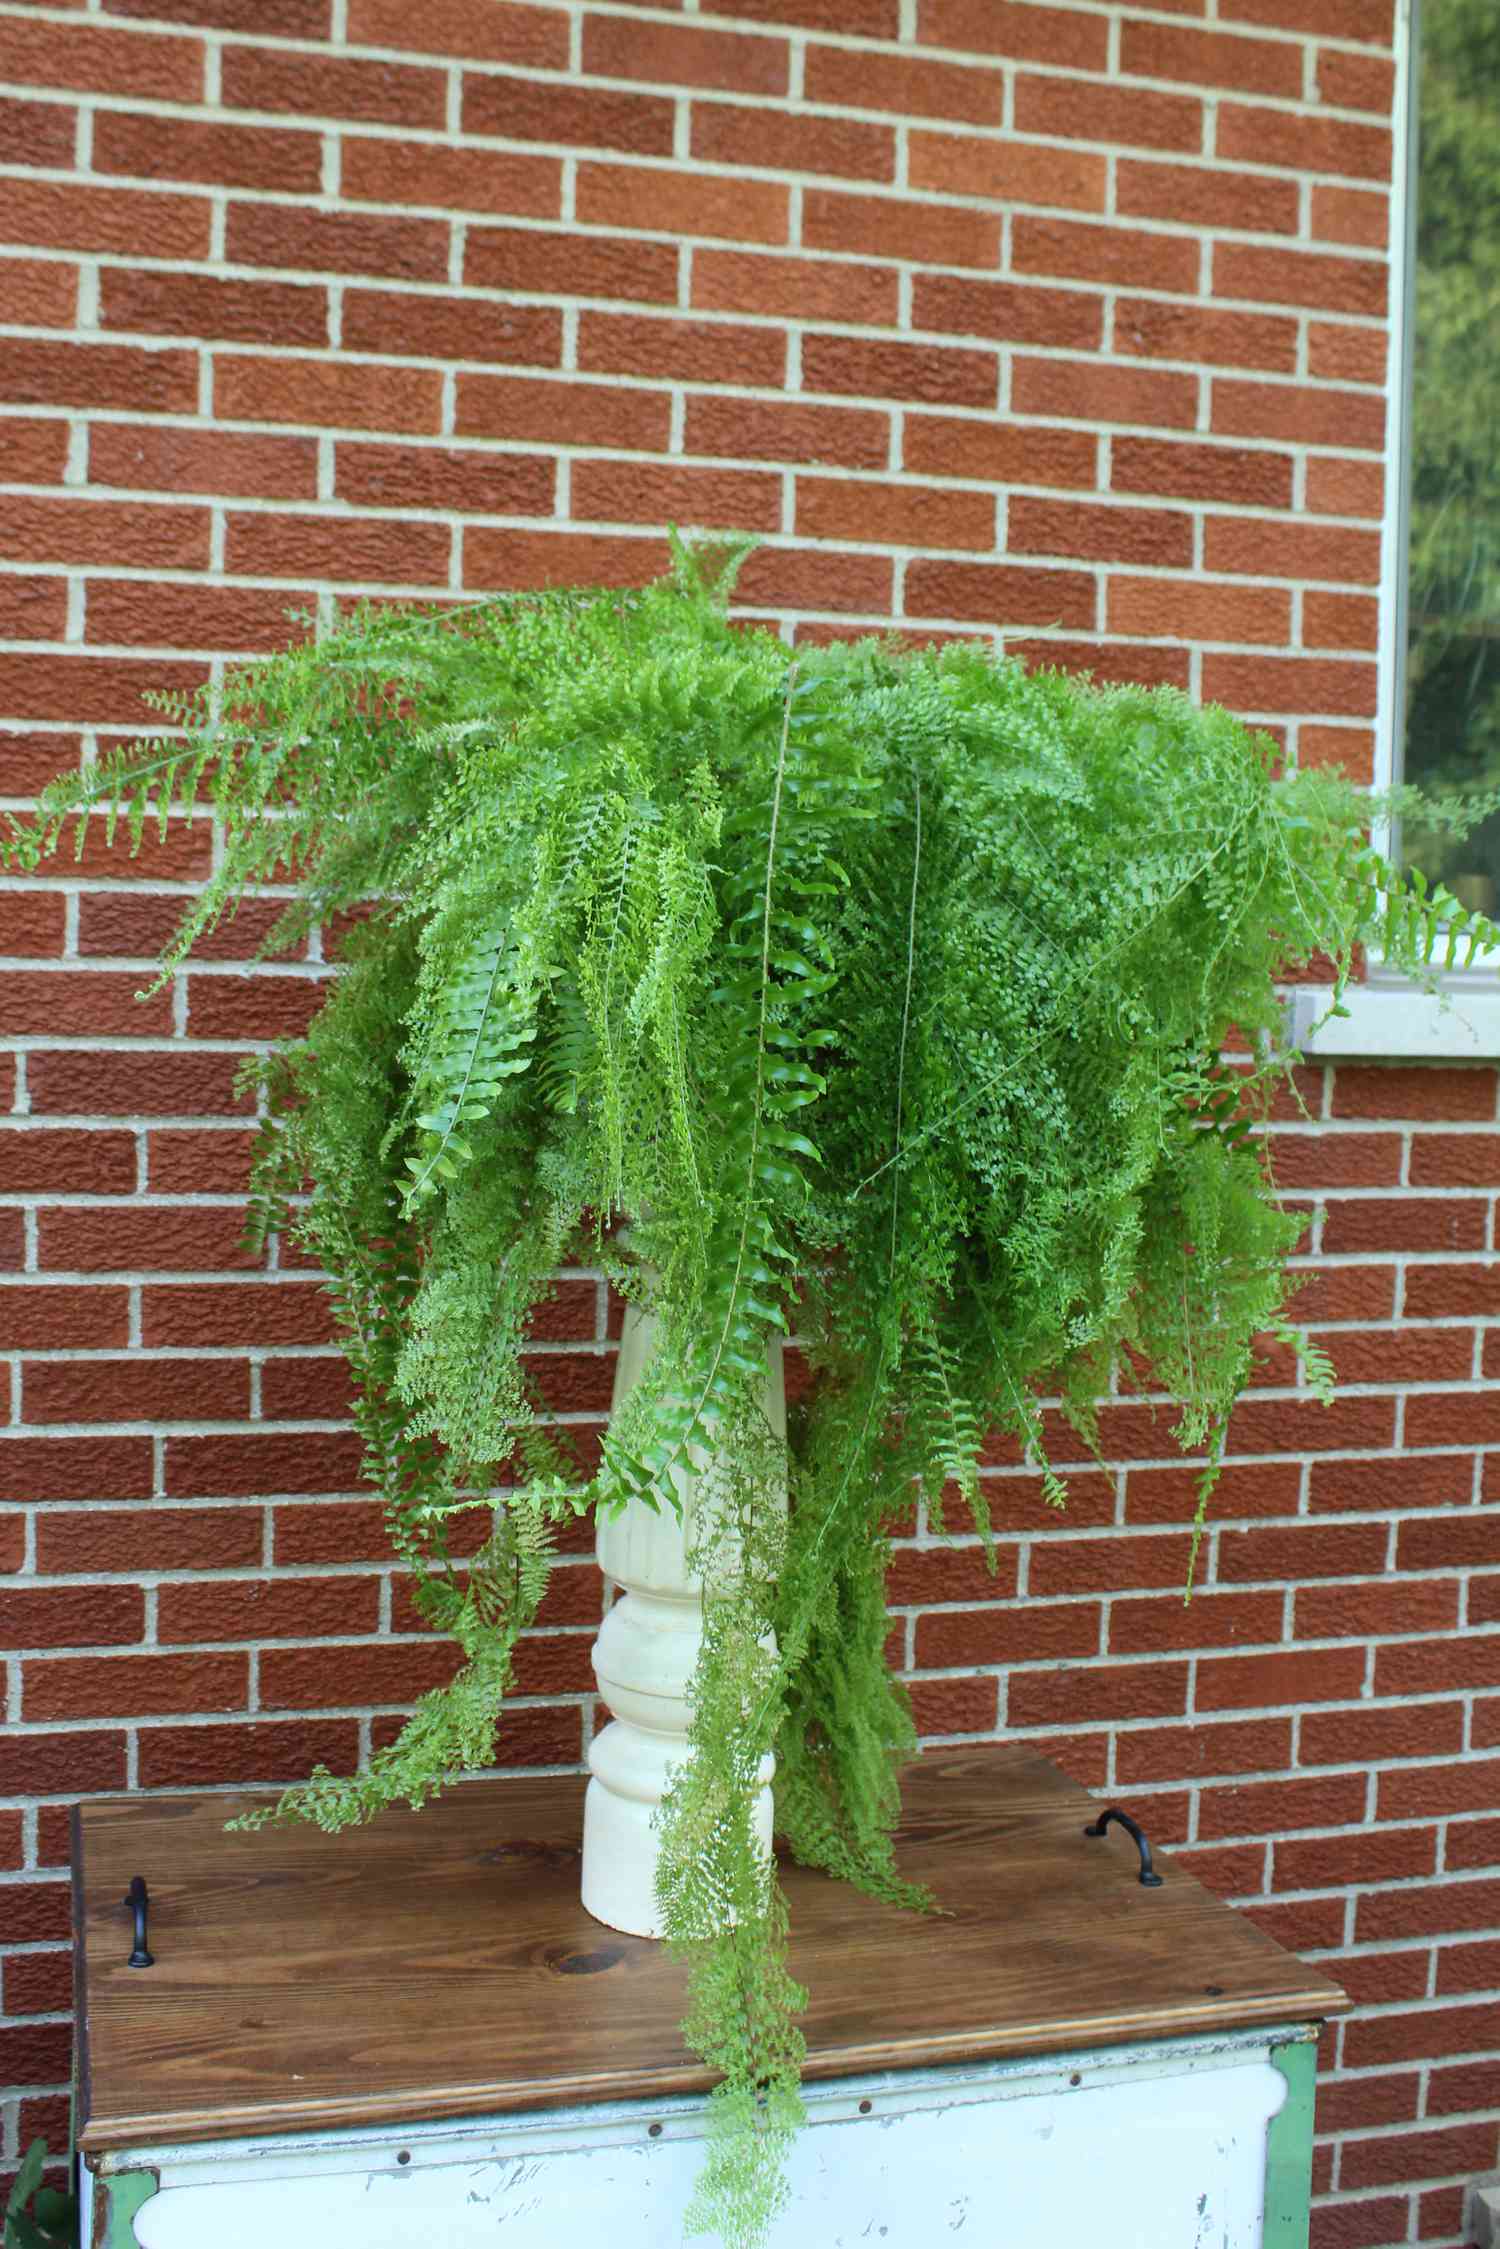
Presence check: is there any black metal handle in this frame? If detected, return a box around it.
[124,1875,154,1968]
[1083,1806,1164,1888]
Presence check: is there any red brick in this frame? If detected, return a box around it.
[1295,1576,1460,1640]
[1317,47,1395,111]
[227,202,448,283]
[90,422,319,499]
[1005,635,1191,690]
[805,42,1001,125]
[1196,1645,1366,1711]
[142,1129,253,1195]
[28,1048,250,1118]
[142,1282,332,1348]
[1333,1949,1432,2008]
[24,1650,248,1720]
[584,14,787,93]
[694,248,897,328]
[697,104,894,190]
[573,459,782,532]
[0,176,208,261]
[919,0,1109,64]
[1124,1461,1301,1523]
[23,1352,249,1424]
[1295,723,1374,781]
[1015,71,1203,154]
[456,375,670,453]
[341,290,562,370]
[885,1543,1020,1605]
[1302,1699,1465,1766]
[904,415,1097,489]
[0,1729,126,1796]
[0,1583,143,1649]
[1310,1458,1472,1521]
[0,339,198,416]
[93,107,322,193]
[0,1953,71,2019]
[1109,1589,1283,1654]
[1375,1633,1500,1697]
[796,476,993,550]
[1012,496,1192,567]
[1008,1660,1188,1727]
[1113,435,1293,508]
[225,354,449,435]
[0,1127,136,1195]
[802,188,996,269]
[1409,1132,1500,1186]
[258,1354,353,1419]
[1108,577,1290,645]
[1304,453,1385,517]
[1448,1818,1500,1872]
[0,2024,72,2088]
[0,1434,154,1505]
[466,529,667,591]
[0,93,78,170]
[1121,18,1302,94]
[222,46,446,129]
[462,75,674,155]
[1218,1520,1389,1583]
[1427,2056,1500,2112]
[1115,297,1297,374]
[907,1674,999,1736]
[1118,157,1299,237]
[1316,2072,1420,2133]
[1334,1065,1496,1122]
[224,511,450,585]
[0,494,208,572]
[272,1498,387,1566]
[1278,1823,1437,1894]
[687,394,889,472]
[914,1601,1100,1667]
[2,16,203,100]
[1307,324,1388,388]
[580,312,785,387]
[1346,1999,1500,2073]
[1215,242,1387,318]
[332,441,554,516]
[1013,216,1200,294]
[1302,590,1380,649]
[711,0,897,25]
[0,575,66,642]
[1013,355,1199,430]
[905,557,1093,628]
[101,266,327,349]
[1378,1757,1500,1822]
[343,138,559,221]
[85,577,313,654]
[349,0,566,62]
[464,226,674,304]
[1243,1895,1345,1950]
[0,415,70,485]
[159,1574,379,1643]
[1203,652,1377,719]
[0,1285,129,1351]
[261,1638,461,1709]
[0,255,77,330]
[1213,377,1385,452]
[37,1503,263,1573]
[578,163,787,247]
[37,1206,256,1276]
[1311,184,1389,250]
[1199,1769,1367,1838]
[108,0,330,24]
[137,1716,361,1788]
[909,131,1102,212]
[1406,1391,1500,1446]
[1218,102,1391,183]
[166,1431,363,1496]
[917,276,1101,355]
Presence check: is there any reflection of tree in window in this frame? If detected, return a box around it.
[1404,0,1500,910]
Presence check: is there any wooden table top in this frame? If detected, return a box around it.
[73,1745,1348,2153]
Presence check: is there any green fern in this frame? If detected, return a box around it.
[7,544,1495,2246]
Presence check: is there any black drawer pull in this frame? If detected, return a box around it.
[125,1874,154,1968]
[1083,1806,1164,1888]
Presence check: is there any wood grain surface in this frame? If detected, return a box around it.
[73,1745,1348,2152]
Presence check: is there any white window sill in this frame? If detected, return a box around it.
[1286,980,1500,1059]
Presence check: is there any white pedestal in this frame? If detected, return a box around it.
[580,1303,785,1939]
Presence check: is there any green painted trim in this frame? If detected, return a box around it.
[1263,2036,1318,2249]
[102,2170,158,2249]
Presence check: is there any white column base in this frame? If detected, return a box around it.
[581,1298,785,1940]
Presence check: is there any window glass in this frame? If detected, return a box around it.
[1402,0,1500,913]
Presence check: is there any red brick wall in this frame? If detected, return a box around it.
[3,0,1496,2240]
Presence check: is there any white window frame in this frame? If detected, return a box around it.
[1290,0,1500,1058]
